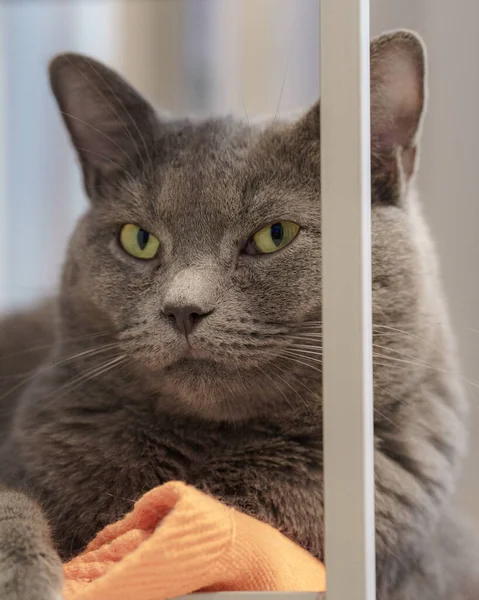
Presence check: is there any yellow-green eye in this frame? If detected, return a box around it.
[119,224,160,260]
[250,221,300,254]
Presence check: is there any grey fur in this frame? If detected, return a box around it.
[0,30,477,599]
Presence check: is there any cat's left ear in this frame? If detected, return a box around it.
[369,30,426,181]
[294,30,426,191]
[49,53,157,196]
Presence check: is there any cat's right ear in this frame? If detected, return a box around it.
[49,53,157,196]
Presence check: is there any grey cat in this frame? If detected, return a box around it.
[0,30,477,600]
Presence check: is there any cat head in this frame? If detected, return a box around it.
[50,31,430,421]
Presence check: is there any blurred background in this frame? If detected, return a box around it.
[0,0,478,520]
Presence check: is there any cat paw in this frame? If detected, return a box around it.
[0,547,64,600]
[0,549,64,600]
[0,489,64,600]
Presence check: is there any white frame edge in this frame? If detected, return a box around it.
[0,3,6,313]
[321,0,376,599]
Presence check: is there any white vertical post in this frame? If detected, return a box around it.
[0,3,6,313]
[321,1,376,600]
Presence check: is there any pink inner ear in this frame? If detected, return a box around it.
[371,43,425,154]
[50,53,158,184]
[400,145,417,180]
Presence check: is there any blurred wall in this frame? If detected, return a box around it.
[0,0,122,310]
[117,0,319,116]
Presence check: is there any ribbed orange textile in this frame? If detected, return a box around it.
[63,481,326,600]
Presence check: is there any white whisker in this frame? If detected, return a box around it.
[290,344,323,354]
[0,329,115,364]
[267,361,319,424]
[0,343,120,405]
[45,355,127,407]
[282,349,323,363]
[256,364,298,415]
[275,351,323,375]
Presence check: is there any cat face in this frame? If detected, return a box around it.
[60,116,324,419]
[51,32,432,421]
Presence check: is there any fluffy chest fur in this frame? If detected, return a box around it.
[4,378,323,561]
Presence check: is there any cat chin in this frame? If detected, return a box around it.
[156,359,267,422]
[164,356,234,378]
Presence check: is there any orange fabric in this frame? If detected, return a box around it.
[63,481,326,600]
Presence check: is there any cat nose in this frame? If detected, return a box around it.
[163,304,213,336]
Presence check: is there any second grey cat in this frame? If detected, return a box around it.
[0,30,478,600]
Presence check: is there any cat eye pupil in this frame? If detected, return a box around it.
[119,224,159,260]
[249,220,299,255]
[270,223,283,246]
[137,229,150,251]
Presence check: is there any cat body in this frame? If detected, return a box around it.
[0,31,477,599]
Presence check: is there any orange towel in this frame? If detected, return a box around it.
[63,481,326,600]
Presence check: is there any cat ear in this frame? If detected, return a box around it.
[370,30,426,179]
[293,30,425,185]
[49,53,157,193]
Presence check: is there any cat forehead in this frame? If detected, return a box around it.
[154,116,257,159]
[152,111,312,170]
[115,115,319,226]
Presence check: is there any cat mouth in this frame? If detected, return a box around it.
[165,355,232,376]
[180,345,210,361]
[172,356,219,368]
